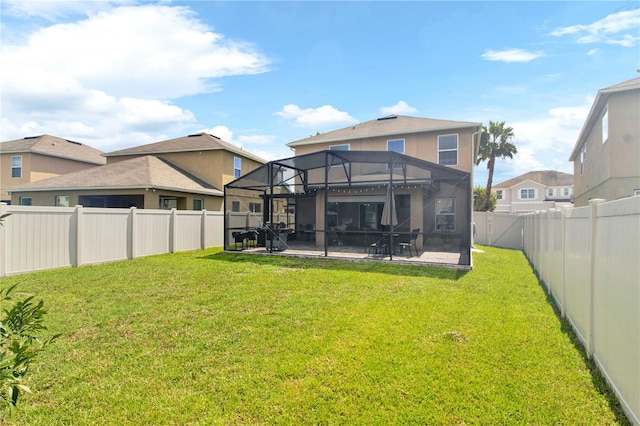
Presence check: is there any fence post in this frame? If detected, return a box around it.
[130,207,137,259]
[0,203,7,277]
[587,198,605,357]
[74,205,83,267]
[201,209,207,249]
[169,208,177,253]
[560,205,571,318]
[547,209,555,296]
[487,212,492,246]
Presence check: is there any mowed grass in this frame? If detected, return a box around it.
[2,246,628,425]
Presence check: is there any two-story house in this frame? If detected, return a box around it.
[225,115,481,262]
[492,170,573,214]
[9,133,266,210]
[0,135,106,205]
[569,77,640,207]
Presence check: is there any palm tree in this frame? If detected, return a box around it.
[477,121,516,211]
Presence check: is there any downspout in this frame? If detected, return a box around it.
[470,128,481,261]
[223,185,227,250]
[324,151,329,257]
[389,153,394,261]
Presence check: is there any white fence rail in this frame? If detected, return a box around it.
[0,204,225,276]
[522,197,640,426]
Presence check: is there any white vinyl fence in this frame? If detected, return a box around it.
[522,197,640,426]
[473,211,523,249]
[0,204,224,277]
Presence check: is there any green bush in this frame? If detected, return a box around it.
[0,284,58,412]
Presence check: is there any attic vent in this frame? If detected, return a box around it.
[188,133,203,137]
[24,136,41,140]
[66,140,82,145]
[377,115,398,121]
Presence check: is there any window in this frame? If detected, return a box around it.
[435,198,455,232]
[580,145,586,175]
[231,201,240,212]
[520,188,535,199]
[11,156,22,178]
[234,157,242,179]
[602,105,608,144]
[564,188,570,197]
[19,197,32,206]
[496,190,503,200]
[387,139,405,153]
[438,134,458,166]
[249,202,261,213]
[159,197,177,210]
[548,188,554,197]
[55,195,70,207]
[330,144,349,151]
[193,199,203,210]
[634,189,640,196]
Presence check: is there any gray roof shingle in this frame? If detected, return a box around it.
[10,155,223,196]
[1,134,106,165]
[494,170,574,189]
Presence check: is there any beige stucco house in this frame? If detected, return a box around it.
[569,77,640,207]
[286,115,482,174]
[492,170,573,214]
[1,135,106,204]
[9,133,266,210]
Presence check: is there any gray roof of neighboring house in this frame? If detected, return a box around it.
[494,170,574,189]
[569,77,640,160]
[0,134,106,165]
[105,132,266,164]
[9,155,223,196]
[286,115,482,147]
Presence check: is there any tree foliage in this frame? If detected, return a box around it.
[473,186,497,212]
[477,121,516,211]
[0,284,58,413]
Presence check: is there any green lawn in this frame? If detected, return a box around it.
[2,246,629,425]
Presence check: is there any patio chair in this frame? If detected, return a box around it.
[397,228,420,257]
[232,231,246,250]
[245,230,258,248]
[363,226,383,255]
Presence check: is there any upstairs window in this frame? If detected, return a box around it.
[564,188,570,197]
[438,134,458,166]
[602,105,608,144]
[234,157,242,179]
[580,145,586,175]
[520,188,535,200]
[387,139,405,153]
[548,188,554,197]
[496,190,503,200]
[11,156,22,178]
[330,144,349,151]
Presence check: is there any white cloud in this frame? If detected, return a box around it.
[2,5,269,99]
[587,48,600,55]
[550,9,640,47]
[1,0,127,20]
[275,104,358,129]
[0,4,271,152]
[481,48,543,63]
[379,101,418,115]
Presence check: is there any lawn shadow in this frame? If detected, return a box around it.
[199,251,470,280]
[538,280,631,425]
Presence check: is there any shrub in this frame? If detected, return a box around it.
[0,284,58,412]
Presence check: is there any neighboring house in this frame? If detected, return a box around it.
[569,77,640,207]
[492,170,574,214]
[0,134,106,204]
[9,133,266,210]
[286,115,481,175]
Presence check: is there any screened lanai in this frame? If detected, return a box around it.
[224,150,472,266]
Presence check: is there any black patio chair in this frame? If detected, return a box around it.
[397,228,420,257]
[232,231,246,250]
[245,230,258,248]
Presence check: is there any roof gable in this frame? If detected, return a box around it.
[105,132,266,164]
[0,134,106,165]
[286,115,481,147]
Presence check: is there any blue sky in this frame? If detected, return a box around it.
[1,1,638,186]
